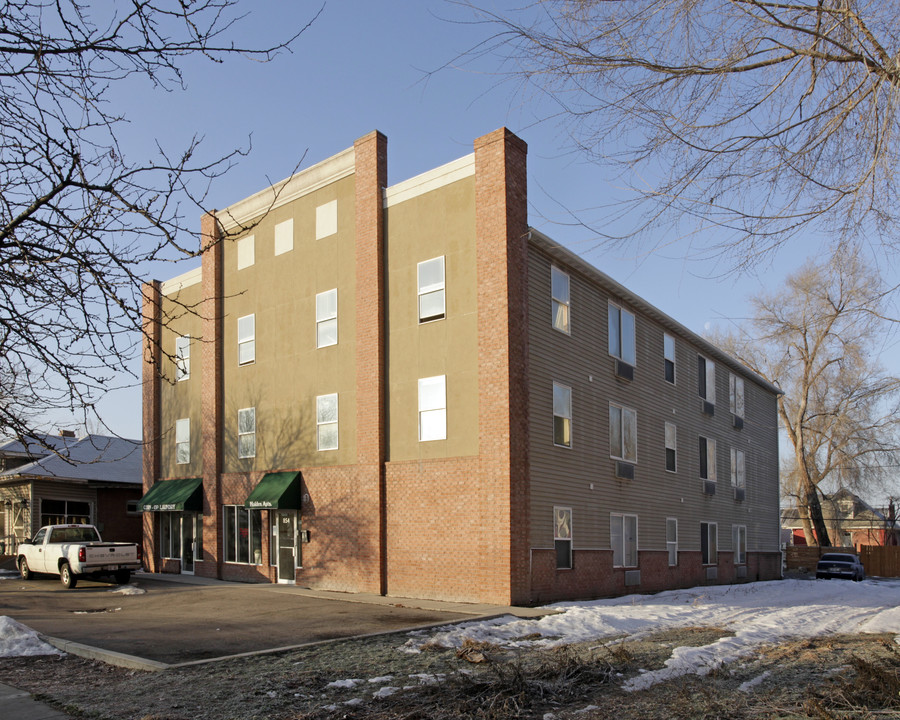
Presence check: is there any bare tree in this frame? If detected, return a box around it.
[711,244,900,546]
[469,1,900,266]
[0,1,317,442]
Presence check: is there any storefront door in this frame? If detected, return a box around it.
[276,511,296,583]
[181,513,195,574]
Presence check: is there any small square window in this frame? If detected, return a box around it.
[238,314,255,365]
[418,257,445,323]
[316,200,338,240]
[316,289,338,348]
[238,407,256,459]
[316,393,338,451]
[274,219,294,256]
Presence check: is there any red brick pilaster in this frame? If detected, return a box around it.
[474,128,530,604]
[200,211,224,578]
[141,280,162,572]
[354,130,388,594]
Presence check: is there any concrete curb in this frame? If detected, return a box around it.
[41,636,169,672]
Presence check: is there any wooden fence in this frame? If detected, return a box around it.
[785,545,900,577]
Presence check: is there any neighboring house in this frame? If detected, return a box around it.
[141,128,782,605]
[0,432,143,554]
[782,488,900,547]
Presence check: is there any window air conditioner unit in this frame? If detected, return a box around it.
[616,461,635,480]
[734,487,745,502]
[733,415,744,430]
[615,360,634,381]
[702,400,715,416]
[703,479,717,496]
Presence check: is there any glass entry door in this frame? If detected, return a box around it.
[181,514,195,574]
[276,511,297,583]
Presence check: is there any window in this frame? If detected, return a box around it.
[417,256,445,323]
[608,303,636,365]
[611,513,638,567]
[666,518,678,566]
[175,418,190,465]
[224,505,263,564]
[418,375,447,441]
[731,448,745,489]
[609,403,637,462]
[554,507,572,569]
[701,522,718,565]
[274,218,293,256]
[159,512,179,559]
[40,499,90,527]
[238,407,256,459]
[553,382,572,448]
[699,436,717,480]
[316,199,338,239]
[664,333,675,383]
[237,234,255,270]
[665,422,677,472]
[238,314,255,365]
[733,525,747,565]
[729,374,745,418]
[551,266,570,334]
[316,393,338,451]
[316,289,338,348]
[698,355,716,404]
[175,335,190,381]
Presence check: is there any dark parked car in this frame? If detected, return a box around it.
[815,552,865,581]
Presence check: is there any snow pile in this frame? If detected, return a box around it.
[0,616,63,657]
[108,584,146,595]
[408,579,900,690]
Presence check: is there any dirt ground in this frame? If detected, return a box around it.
[1,626,898,719]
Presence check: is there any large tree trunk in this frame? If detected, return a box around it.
[801,475,831,547]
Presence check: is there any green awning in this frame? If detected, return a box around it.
[245,471,302,510]
[138,477,203,512]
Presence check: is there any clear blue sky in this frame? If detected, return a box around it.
[56,1,896,442]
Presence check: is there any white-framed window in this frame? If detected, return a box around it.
[733,524,747,565]
[175,418,190,465]
[611,513,638,567]
[418,375,446,441]
[701,521,718,565]
[274,218,294,256]
[664,333,675,384]
[175,335,190,381]
[238,314,255,365]
[608,302,636,366]
[699,436,717,481]
[224,505,263,564]
[665,422,677,472]
[666,517,678,566]
[552,382,572,448]
[551,266,570,334]
[238,407,256,459]
[316,200,338,240]
[609,403,637,462]
[159,512,180,559]
[237,234,255,270]
[316,393,338,451]
[554,506,572,570]
[729,374,745,418]
[731,448,746,489]
[698,355,716,404]
[417,256,445,323]
[316,289,338,348]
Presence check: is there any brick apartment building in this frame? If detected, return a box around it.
[140,128,782,605]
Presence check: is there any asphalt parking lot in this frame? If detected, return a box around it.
[0,569,528,666]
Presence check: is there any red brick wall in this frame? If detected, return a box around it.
[96,488,143,545]
[141,280,161,571]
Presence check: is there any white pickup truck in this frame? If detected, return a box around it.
[17,524,142,589]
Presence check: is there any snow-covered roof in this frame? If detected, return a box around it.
[0,434,142,486]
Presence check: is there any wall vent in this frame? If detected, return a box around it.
[624,570,641,587]
[705,566,718,581]
[736,565,748,579]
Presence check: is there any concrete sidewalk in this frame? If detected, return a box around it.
[0,682,71,719]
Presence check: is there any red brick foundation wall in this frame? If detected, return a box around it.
[96,488,142,545]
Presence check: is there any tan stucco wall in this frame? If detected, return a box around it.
[385,176,480,461]
[220,175,358,473]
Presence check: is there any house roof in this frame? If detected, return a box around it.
[0,434,142,486]
[781,489,897,529]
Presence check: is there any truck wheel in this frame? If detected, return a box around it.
[114,570,131,585]
[18,558,31,580]
[60,562,77,589]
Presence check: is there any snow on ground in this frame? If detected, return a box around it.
[108,584,146,595]
[0,616,63,657]
[405,578,900,690]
